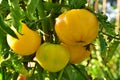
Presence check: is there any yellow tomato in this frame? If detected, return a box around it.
[35,43,70,72]
[7,22,41,56]
[55,9,99,46]
[62,43,92,64]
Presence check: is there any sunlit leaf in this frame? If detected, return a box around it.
[12,60,29,76]
[26,0,39,20]
[9,0,23,33]
[0,73,2,80]
[97,13,116,36]
[106,41,119,62]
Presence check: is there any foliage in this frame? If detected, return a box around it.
[0,0,120,80]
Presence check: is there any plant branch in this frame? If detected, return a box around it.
[101,32,120,40]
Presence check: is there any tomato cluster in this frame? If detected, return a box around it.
[7,9,98,73]
[55,9,99,64]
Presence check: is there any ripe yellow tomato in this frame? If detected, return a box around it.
[7,22,41,56]
[55,9,99,46]
[35,42,70,72]
[62,43,92,64]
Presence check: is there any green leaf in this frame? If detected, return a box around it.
[12,72,19,80]
[69,0,87,9]
[1,60,15,80]
[9,0,23,33]
[0,39,11,59]
[37,0,50,34]
[48,72,58,80]
[0,15,17,38]
[97,13,116,36]
[26,0,39,20]
[1,60,13,69]
[99,34,107,58]
[10,7,22,33]
[101,21,115,36]
[57,69,64,80]
[62,64,89,80]
[43,2,54,11]
[12,60,29,76]
[0,27,5,37]
[1,66,6,80]
[106,41,119,62]
[71,64,89,80]
[43,2,61,13]
[96,13,108,21]
[0,73,2,80]
[0,0,10,17]
[0,29,5,51]
[5,71,13,80]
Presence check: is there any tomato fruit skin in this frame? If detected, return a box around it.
[17,74,26,80]
[55,9,99,46]
[35,43,70,72]
[62,43,92,64]
[7,22,41,56]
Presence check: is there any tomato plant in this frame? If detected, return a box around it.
[0,0,120,80]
